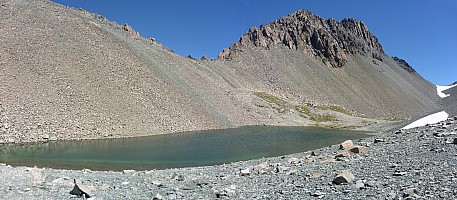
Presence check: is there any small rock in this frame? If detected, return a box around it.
[288,157,300,164]
[340,140,353,150]
[355,180,364,189]
[374,138,385,143]
[403,188,420,198]
[240,169,251,176]
[253,162,268,169]
[310,191,325,198]
[176,174,185,181]
[41,134,49,140]
[274,166,290,173]
[333,170,355,185]
[122,170,136,175]
[170,172,178,179]
[446,138,457,144]
[288,169,298,175]
[393,171,407,176]
[311,151,318,156]
[153,193,163,200]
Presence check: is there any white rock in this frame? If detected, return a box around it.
[339,140,353,150]
[240,169,251,176]
[288,157,300,164]
[153,193,163,200]
[333,170,355,185]
[122,169,136,175]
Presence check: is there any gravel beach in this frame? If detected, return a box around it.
[1,116,456,199]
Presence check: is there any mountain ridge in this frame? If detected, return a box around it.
[218,10,384,68]
[0,0,441,143]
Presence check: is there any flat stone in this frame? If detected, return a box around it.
[335,150,352,158]
[255,162,268,169]
[333,170,355,185]
[320,159,336,164]
[340,140,353,150]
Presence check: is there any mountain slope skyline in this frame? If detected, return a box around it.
[51,0,456,85]
[1,0,443,143]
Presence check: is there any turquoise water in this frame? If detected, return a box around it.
[0,126,369,171]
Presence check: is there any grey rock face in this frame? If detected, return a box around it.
[218,10,384,68]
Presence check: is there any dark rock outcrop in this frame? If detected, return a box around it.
[392,56,416,73]
[218,10,384,68]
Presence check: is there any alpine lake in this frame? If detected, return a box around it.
[0,126,370,171]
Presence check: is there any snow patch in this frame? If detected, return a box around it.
[437,84,457,98]
[402,111,449,129]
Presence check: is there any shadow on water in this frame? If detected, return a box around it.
[0,126,369,171]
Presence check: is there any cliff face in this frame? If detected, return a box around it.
[219,10,384,68]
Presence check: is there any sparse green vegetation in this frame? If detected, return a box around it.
[295,105,311,116]
[309,113,337,122]
[254,92,284,108]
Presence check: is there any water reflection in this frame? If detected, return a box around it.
[0,126,369,171]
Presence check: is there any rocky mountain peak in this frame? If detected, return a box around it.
[218,10,384,68]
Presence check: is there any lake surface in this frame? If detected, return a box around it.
[0,126,369,171]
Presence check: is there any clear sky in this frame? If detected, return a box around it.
[52,0,456,85]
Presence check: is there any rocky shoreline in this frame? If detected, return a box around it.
[0,116,456,199]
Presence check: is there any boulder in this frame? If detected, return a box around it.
[349,146,366,154]
[333,170,355,185]
[339,140,353,150]
[69,179,93,198]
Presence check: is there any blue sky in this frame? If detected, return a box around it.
[52,0,456,85]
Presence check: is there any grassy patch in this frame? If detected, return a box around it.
[309,113,337,122]
[254,92,284,107]
[295,105,311,116]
